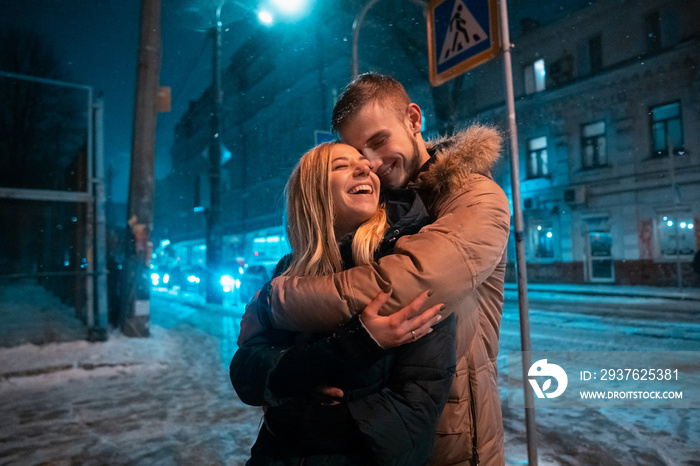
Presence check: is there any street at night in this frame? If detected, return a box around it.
[2,0,700,464]
[2,285,699,465]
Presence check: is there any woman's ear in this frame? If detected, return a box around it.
[406,103,422,134]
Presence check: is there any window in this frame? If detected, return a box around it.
[524,58,546,94]
[533,224,554,259]
[589,35,602,74]
[526,136,548,178]
[588,231,614,281]
[650,101,683,157]
[645,12,661,54]
[581,121,607,168]
[658,212,694,256]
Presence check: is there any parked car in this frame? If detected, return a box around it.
[239,263,275,303]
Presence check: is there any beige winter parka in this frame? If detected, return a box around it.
[264,125,510,465]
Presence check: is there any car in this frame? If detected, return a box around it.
[239,263,276,303]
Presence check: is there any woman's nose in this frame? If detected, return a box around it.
[355,163,371,176]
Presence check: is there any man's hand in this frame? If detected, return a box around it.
[315,384,344,405]
[359,290,444,348]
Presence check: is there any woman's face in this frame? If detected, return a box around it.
[329,144,381,238]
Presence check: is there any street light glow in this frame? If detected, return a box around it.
[271,0,305,14]
[258,10,273,24]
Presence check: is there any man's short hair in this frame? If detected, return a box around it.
[331,73,412,134]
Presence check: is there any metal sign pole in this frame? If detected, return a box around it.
[497,0,538,464]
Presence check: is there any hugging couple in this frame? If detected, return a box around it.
[230,73,510,466]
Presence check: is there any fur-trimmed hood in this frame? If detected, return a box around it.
[418,125,503,198]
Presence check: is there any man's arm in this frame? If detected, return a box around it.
[265,174,510,332]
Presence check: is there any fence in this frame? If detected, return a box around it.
[0,71,107,345]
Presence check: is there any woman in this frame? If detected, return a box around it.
[230,142,456,465]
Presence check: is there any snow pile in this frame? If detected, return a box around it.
[0,326,172,388]
[0,280,87,346]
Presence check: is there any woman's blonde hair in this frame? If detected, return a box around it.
[284,142,388,277]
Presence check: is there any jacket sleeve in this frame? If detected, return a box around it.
[265,175,511,332]
[230,316,385,407]
[346,313,457,465]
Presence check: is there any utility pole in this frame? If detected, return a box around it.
[499,0,538,464]
[206,1,225,305]
[121,0,162,336]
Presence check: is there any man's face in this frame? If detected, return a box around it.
[339,101,426,189]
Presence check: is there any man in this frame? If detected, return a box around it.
[244,73,510,465]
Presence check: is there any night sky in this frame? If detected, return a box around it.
[0,0,590,204]
[0,0,227,203]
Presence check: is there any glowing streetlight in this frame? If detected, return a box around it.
[258,10,273,24]
[271,0,306,15]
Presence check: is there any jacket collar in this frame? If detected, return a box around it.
[416,125,503,198]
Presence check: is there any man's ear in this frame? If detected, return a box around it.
[406,103,422,134]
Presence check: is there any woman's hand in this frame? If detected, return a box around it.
[359,290,444,348]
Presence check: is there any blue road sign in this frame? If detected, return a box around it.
[427,0,500,86]
[315,130,334,145]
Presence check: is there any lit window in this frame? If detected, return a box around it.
[581,121,607,168]
[658,212,694,256]
[524,58,546,94]
[526,136,548,178]
[650,101,684,157]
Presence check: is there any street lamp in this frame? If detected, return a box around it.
[205,0,306,304]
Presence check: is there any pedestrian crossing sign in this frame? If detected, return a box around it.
[427,0,500,86]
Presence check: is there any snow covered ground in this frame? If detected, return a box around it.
[0,324,262,465]
[1,282,699,464]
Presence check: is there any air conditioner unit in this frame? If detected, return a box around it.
[564,186,587,205]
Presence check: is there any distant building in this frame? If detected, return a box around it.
[466,0,699,286]
[157,0,700,286]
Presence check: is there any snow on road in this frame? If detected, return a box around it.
[1,281,699,465]
[499,299,700,465]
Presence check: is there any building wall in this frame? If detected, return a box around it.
[158,0,700,286]
[483,0,700,286]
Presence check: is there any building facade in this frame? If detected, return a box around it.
[156,0,700,286]
[480,0,700,286]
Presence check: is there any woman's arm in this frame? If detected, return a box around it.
[232,290,445,406]
[346,313,457,465]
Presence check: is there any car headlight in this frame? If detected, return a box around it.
[220,274,235,290]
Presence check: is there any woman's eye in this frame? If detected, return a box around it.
[332,164,349,170]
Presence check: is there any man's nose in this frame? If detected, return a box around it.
[364,154,383,173]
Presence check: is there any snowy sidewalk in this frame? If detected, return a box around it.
[504,282,700,301]
[0,324,262,465]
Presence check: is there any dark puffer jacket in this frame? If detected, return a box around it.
[230,192,456,466]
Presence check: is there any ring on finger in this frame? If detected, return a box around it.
[411,330,417,340]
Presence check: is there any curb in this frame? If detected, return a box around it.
[503,283,700,302]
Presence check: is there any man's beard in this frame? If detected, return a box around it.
[403,136,422,186]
